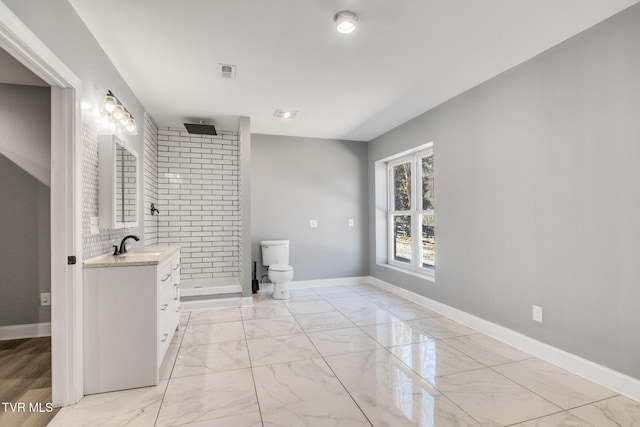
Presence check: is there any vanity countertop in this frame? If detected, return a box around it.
[83,246,180,268]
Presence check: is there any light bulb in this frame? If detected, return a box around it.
[114,104,125,120]
[120,112,130,127]
[102,95,117,113]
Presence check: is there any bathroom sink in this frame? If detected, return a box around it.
[131,251,163,256]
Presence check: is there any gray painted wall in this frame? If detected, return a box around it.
[0,84,51,327]
[368,4,640,379]
[252,134,368,282]
[5,0,147,247]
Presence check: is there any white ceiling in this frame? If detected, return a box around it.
[69,0,639,141]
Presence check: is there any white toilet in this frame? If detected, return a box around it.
[260,240,294,300]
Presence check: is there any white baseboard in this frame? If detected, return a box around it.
[367,276,640,402]
[181,296,253,311]
[0,322,51,340]
[289,276,370,289]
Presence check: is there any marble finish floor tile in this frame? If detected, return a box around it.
[241,303,292,320]
[47,284,636,427]
[360,320,437,347]
[569,395,640,427]
[513,411,595,427]
[365,292,413,307]
[172,340,250,378]
[283,299,335,315]
[243,315,304,339]
[434,368,561,426]
[253,358,369,425]
[260,398,371,427]
[181,411,263,426]
[384,302,440,320]
[493,358,617,409]
[326,296,382,313]
[48,380,167,427]
[286,288,325,301]
[307,327,382,356]
[156,369,258,427]
[442,333,533,366]
[180,321,245,346]
[247,334,320,366]
[388,340,485,383]
[339,305,404,326]
[409,316,478,339]
[348,283,383,295]
[188,307,242,325]
[159,344,180,380]
[326,349,481,427]
[179,311,191,328]
[293,310,356,332]
[312,285,361,298]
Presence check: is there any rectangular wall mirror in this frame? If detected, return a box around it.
[99,134,139,229]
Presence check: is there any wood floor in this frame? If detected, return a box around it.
[0,337,59,426]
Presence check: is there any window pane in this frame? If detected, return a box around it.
[393,162,411,211]
[422,214,435,268]
[393,215,412,263]
[422,155,434,210]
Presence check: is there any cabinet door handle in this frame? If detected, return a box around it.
[161,303,168,311]
[161,273,171,282]
[173,264,180,270]
[161,333,168,343]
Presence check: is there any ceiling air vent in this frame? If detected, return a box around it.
[217,63,237,79]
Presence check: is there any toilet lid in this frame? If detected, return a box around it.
[270,264,293,272]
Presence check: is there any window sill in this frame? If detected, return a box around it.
[378,263,435,283]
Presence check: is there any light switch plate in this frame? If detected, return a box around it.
[348,219,354,227]
[309,219,318,228]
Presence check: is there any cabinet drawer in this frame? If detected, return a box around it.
[171,256,180,287]
[158,261,172,293]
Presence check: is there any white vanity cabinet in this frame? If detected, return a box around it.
[83,247,180,394]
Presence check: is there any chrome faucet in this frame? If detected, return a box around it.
[118,235,140,255]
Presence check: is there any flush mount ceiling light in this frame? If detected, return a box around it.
[99,90,138,135]
[333,10,358,34]
[274,109,297,119]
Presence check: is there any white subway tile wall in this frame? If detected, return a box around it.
[143,113,159,246]
[157,127,240,282]
[82,124,130,259]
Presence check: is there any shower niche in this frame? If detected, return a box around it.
[98,134,139,229]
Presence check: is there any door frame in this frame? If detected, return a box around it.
[0,2,84,406]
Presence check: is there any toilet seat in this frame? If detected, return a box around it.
[269,264,293,272]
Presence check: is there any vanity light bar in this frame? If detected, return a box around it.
[100,90,138,136]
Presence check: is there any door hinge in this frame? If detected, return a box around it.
[68,256,77,265]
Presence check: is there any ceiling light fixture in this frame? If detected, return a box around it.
[274,109,297,119]
[333,10,358,34]
[99,90,138,135]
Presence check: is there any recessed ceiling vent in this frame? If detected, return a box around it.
[184,121,217,135]
[217,63,237,79]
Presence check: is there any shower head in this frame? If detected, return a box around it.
[184,121,217,136]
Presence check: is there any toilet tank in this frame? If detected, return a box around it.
[261,240,289,266]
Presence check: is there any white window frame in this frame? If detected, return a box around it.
[387,143,434,277]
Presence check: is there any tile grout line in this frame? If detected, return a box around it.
[240,308,267,427]
[295,287,376,427]
[154,311,190,426]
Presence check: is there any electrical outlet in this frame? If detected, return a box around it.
[40,292,51,307]
[309,219,318,228]
[348,219,354,227]
[532,305,542,323]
